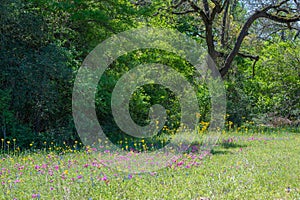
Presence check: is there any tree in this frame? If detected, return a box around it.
[157,0,300,77]
[254,39,300,119]
[0,0,75,146]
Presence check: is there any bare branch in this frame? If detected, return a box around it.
[188,0,209,24]
[172,10,196,14]
[196,33,206,39]
[221,0,230,47]
[185,1,219,59]
[211,0,221,5]
[203,0,210,16]
[216,50,259,61]
[210,0,222,20]
[131,0,152,6]
[172,0,186,9]
[237,52,259,61]
[262,13,300,23]
[252,59,258,78]
[221,0,230,10]
[276,8,290,14]
[220,11,265,76]
[261,0,289,12]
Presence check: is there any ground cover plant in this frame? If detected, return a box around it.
[1,128,299,199]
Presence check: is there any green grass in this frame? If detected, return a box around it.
[1,130,300,199]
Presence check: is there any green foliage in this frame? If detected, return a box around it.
[224,38,300,126]
[95,49,211,143]
[1,0,299,148]
[254,40,300,120]
[0,0,76,146]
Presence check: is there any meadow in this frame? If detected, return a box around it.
[2,0,300,199]
[1,128,299,200]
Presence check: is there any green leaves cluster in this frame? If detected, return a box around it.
[1,0,299,148]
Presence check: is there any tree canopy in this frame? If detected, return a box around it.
[1,0,299,148]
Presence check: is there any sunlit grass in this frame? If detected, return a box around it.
[1,129,300,199]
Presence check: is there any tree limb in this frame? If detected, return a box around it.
[260,0,289,12]
[221,0,230,10]
[252,58,258,78]
[237,52,259,61]
[220,0,300,77]
[295,29,300,40]
[262,13,300,23]
[220,11,265,76]
[202,0,210,16]
[170,0,300,77]
[172,0,187,9]
[186,1,219,59]
[221,0,230,47]
[216,50,259,61]
[172,10,196,15]
[210,0,222,20]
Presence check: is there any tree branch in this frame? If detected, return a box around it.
[186,1,218,59]
[221,0,230,10]
[210,0,222,20]
[262,13,300,23]
[216,50,259,61]
[202,0,210,16]
[172,0,186,9]
[187,0,210,24]
[221,0,230,47]
[295,29,300,40]
[172,10,196,15]
[237,52,259,61]
[170,0,300,77]
[220,11,265,77]
[260,0,289,12]
[252,58,258,78]
[220,0,300,77]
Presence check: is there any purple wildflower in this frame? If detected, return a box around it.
[101,176,107,181]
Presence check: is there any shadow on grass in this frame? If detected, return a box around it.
[210,149,233,155]
[220,142,247,149]
[210,140,248,155]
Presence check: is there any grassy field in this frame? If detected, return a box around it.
[1,130,300,199]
